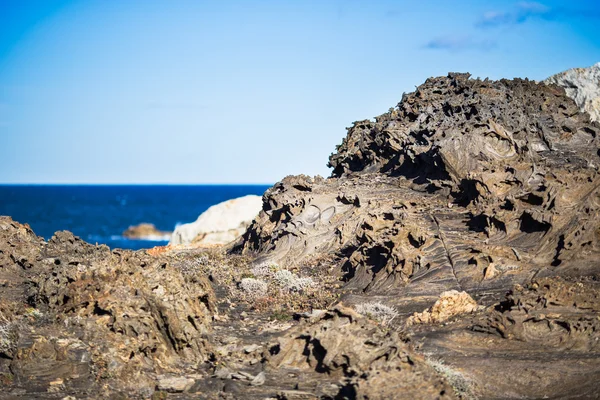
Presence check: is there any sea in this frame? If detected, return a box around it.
[0,185,271,250]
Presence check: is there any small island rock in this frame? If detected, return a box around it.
[122,223,171,240]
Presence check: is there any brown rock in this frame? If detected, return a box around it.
[407,290,478,325]
[3,68,600,399]
[0,218,215,396]
[235,73,600,306]
[122,223,171,240]
[269,306,456,399]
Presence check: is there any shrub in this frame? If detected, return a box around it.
[425,357,476,400]
[355,302,398,325]
[251,262,279,278]
[0,313,16,356]
[239,278,268,298]
[273,270,314,292]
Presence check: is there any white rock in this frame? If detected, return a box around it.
[156,376,195,393]
[243,344,262,353]
[170,195,263,246]
[545,62,600,122]
[250,371,266,386]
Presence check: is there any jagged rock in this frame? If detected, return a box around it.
[269,306,456,399]
[33,231,215,386]
[473,276,600,346]
[545,62,600,122]
[122,223,171,240]
[407,290,478,325]
[3,68,600,399]
[170,195,263,246]
[0,217,215,396]
[230,72,600,398]
[237,74,600,304]
[414,276,600,399]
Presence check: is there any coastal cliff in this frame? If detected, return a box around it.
[1,67,600,399]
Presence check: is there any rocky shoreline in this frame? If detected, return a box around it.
[1,65,600,399]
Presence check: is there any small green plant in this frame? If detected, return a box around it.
[270,310,292,322]
[151,391,168,400]
[25,307,43,320]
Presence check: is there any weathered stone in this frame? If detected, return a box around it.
[545,62,600,122]
[156,375,195,393]
[236,73,600,304]
[407,290,478,325]
[3,66,600,399]
[171,195,263,246]
[231,71,600,398]
[269,306,455,399]
[0,217,215,397]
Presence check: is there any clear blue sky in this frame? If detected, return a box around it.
[1,0,599,183]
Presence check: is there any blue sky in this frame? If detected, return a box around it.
[1,0,599,184]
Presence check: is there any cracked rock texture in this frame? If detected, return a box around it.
[269,306,454,399]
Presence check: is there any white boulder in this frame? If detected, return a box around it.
[545,62,600,122]
[170,195,263,246]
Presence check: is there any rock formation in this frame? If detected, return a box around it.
[545,62,600,122]
[269,306,454,399]
[170,195,263,246]
[122,222,171,240]
[407,290,478,325]
[232,71,600,397]
[237,73,600,303]
[0,217,214,397]
[2,68,600,398]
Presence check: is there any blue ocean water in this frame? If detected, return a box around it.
[0,185,270,250]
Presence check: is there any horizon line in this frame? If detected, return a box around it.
[0,182,276,186]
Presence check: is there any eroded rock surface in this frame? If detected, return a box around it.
[0,217,215,398]
[269,306,455,399]
[232,72,600,398]
[238,74,600,302]
[2,70,600,399]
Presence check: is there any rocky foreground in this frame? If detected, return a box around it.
[1,69,600,399]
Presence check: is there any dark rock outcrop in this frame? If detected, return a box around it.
[269,306,455,399]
